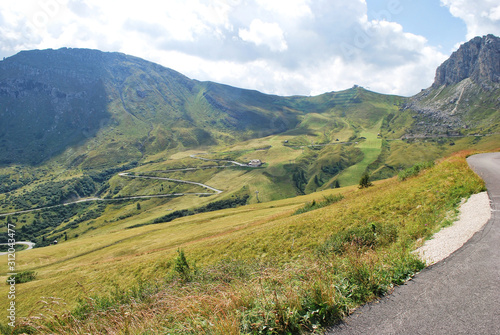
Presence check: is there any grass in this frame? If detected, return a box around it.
[398,161,435,181]
[293,194,345,215]
[0,150,487,334]
[337,121,383,186]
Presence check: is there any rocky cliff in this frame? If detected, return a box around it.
[433,34,500,87]
[400,35,500,138]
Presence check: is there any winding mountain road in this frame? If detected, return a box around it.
[117,172,223,194]
[0,155,250,217]
[0,241,35,255]
[189,154,249,167]
[327,152,500,334]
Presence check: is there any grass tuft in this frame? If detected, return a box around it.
[294,194,345,215]
[398,161,435,181]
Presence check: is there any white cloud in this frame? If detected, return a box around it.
[441,0,500,39]
[1,0,493,97]
[239,19,288,52]
[489,6,500,21]
[255,0,313,18]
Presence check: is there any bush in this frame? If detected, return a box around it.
[359,173,373,188]
[7,270,37,284]
[174,249,191,282]
[398,161,435,181]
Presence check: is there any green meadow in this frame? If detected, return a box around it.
[0,150,489,334]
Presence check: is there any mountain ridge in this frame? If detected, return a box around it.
[433,34,500,88]
[0,35,499,170]
[0,47,399,167]
[397,34,500,139]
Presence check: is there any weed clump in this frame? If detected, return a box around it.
[398,161,435,181]
[6,270,37,284]
[294,194,344,215]
[318,222,398,255]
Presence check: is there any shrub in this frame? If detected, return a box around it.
[7,270,37,284]
[359,173,373,188]
[398,161,435,181]
[174,249,191,282]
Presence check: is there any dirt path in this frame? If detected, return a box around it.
[118,172,223,194]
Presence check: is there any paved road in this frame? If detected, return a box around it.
[0,241,35,255]
[118,172,223,194]
[327,152,500,335]
[0,169,224,218]
[0,153,258,217]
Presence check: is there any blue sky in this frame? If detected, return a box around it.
[367,0,467,51]
[0,0,499,96]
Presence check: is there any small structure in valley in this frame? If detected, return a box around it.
[248,159,263,167]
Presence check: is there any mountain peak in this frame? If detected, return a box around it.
[432,34,500,88]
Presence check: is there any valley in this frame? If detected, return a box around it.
[0,35,499,333]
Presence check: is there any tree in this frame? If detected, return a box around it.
[359,173,373,189]
[136,202,141,210]
[175,249,190,282]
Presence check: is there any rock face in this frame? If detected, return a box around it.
[402,35,500,139]
[433,34,500,87]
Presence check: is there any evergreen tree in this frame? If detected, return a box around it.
[359,173,373,189]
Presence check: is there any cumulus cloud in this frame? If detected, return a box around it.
[441,0,500,39]
[0,0,494,97]
[239,19,288,52]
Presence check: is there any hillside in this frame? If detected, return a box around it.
[0,49,293,166]
[1,35,500,249]
[0,34,499,334]
[0,151,487,333]
[0,48,396,168]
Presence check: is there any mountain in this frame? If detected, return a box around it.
[1,39,497,333]
[399,34,500,138]
[0,48,304,166]
[0,48,400,167]
[433,34,500,87]
[0,36,498,264]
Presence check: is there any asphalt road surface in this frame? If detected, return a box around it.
[0,241,35,255]
[327,152,500,335]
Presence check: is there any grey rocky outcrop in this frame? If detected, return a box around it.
[403,35,500,139]
[433,34,500,87]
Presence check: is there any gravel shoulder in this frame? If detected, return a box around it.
[415,191,491,265]
[327,153,500,335]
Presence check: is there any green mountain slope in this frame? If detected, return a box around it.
[0,49,294,166]
[0,35,499,249]
[0,48,405,168]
